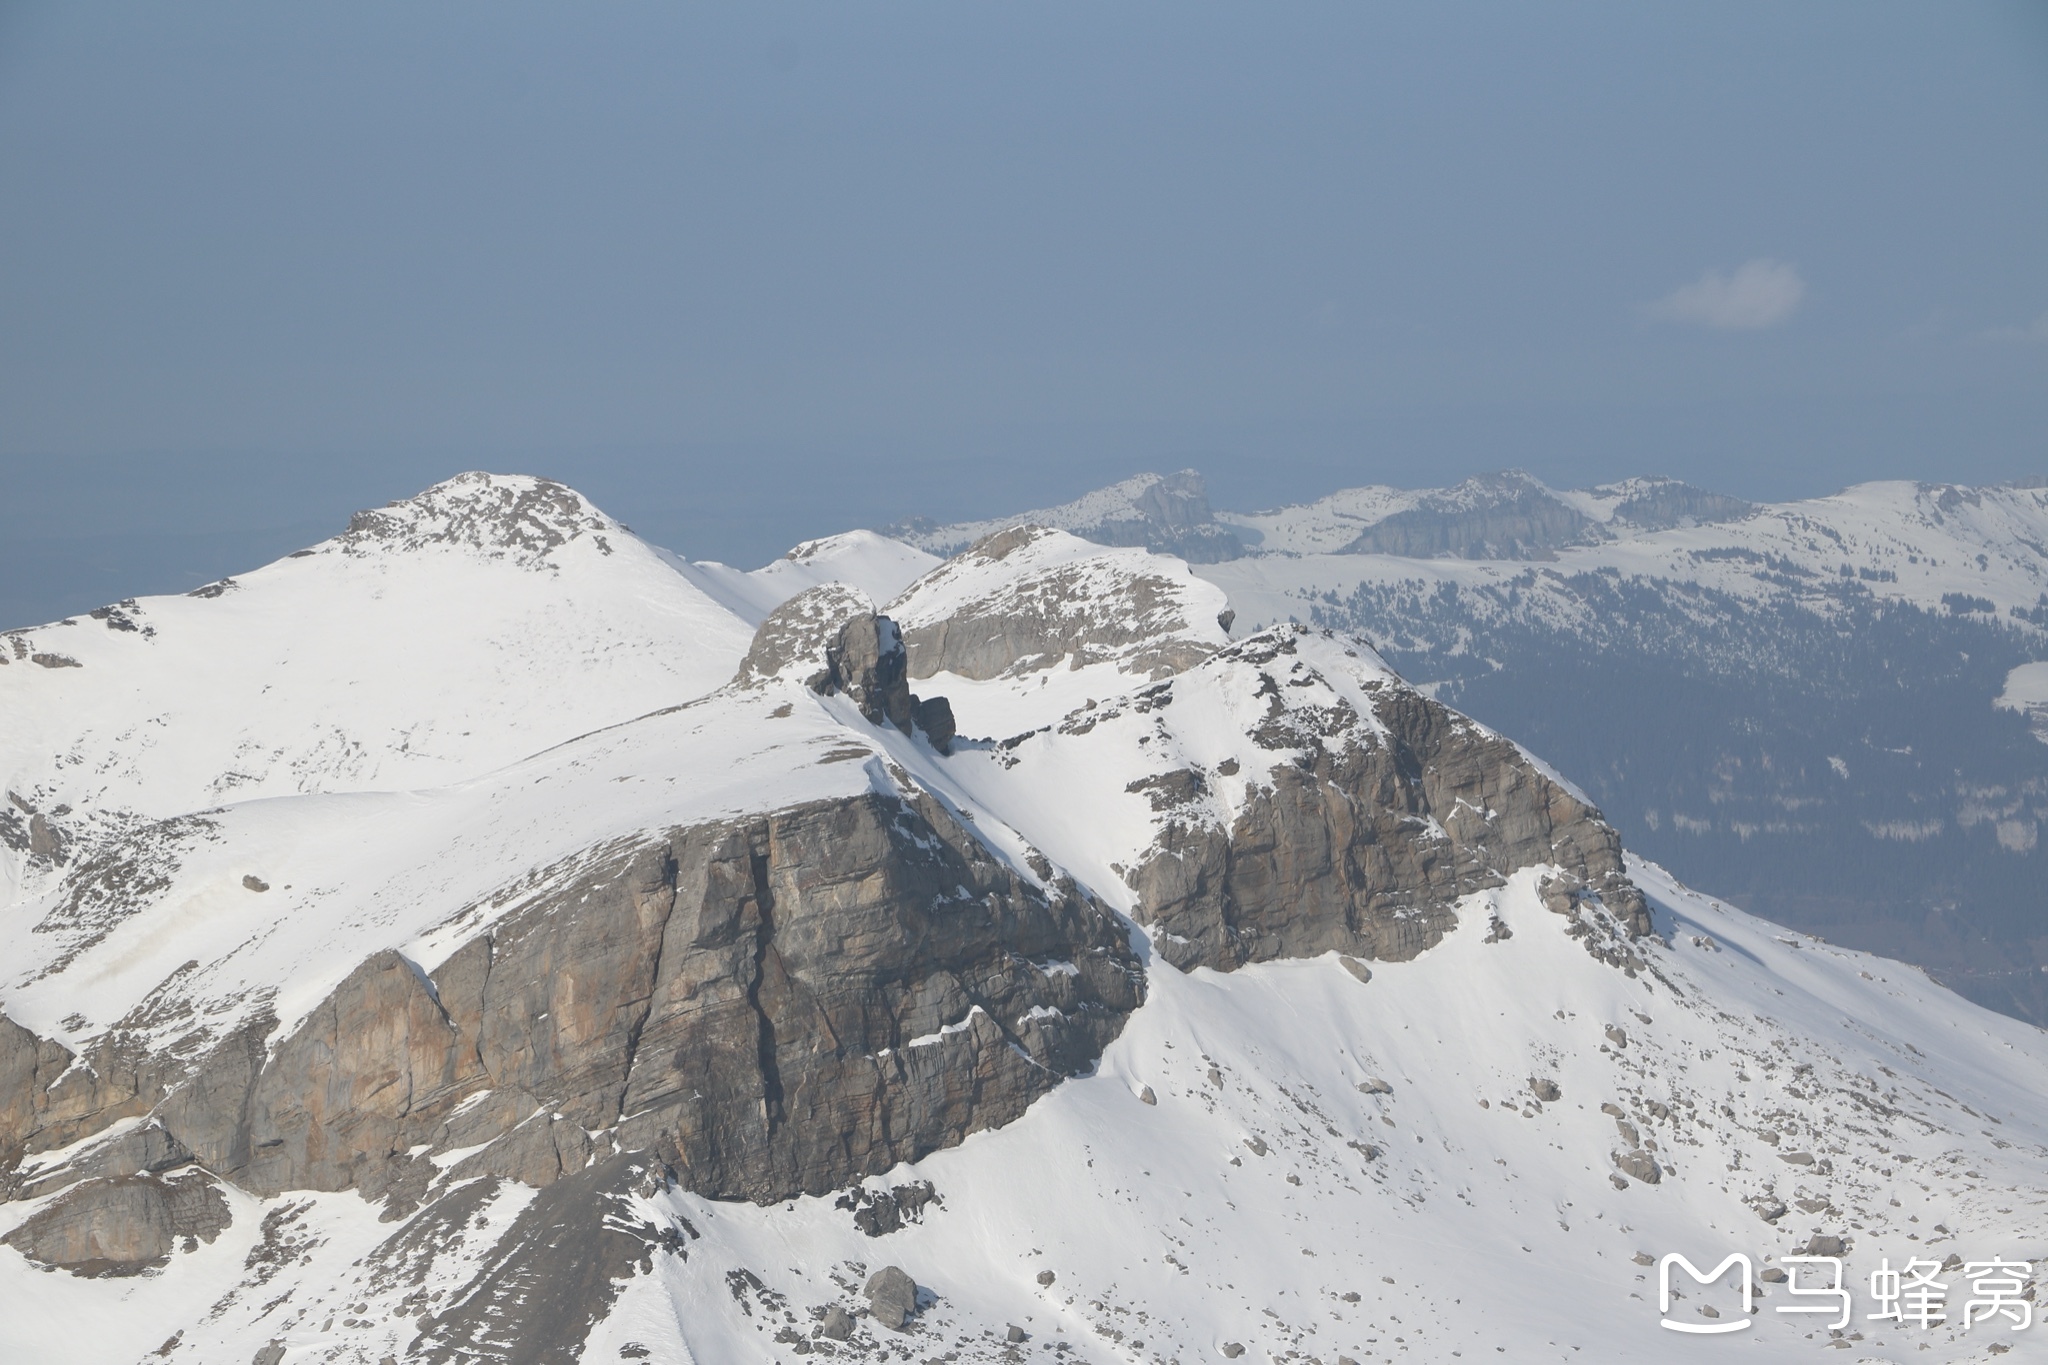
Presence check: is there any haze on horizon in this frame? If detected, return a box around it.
[2,1,2045,627]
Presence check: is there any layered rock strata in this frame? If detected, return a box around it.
[891,526,1229,682]
[3,787,1140,1267]
[1124,631,1650,972]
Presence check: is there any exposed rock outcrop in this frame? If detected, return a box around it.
[337,472,618,566]
[890,526,1230,682]
[731,582,875,688]
[820,614,914,731]
[410,1157,682,1365]
[1126,631,1650,972]
[68,789,1140,1210]
[733,585,956,751]
[3,1169,231,1274]
[1337,471,1592,559]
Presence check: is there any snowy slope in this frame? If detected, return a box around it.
[676,531,939,625]
[885,471,1241,563]
[7,478,2048,1365]
[0,474,758,905]
[1218,484,1422,554]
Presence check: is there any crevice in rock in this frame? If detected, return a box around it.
[612,849,680,1126]
[747,848,786,1131]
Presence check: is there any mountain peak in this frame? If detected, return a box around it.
[336,471,619,566]
[886,469,1245,563]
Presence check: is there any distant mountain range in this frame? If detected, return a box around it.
[899,468,2048,1022]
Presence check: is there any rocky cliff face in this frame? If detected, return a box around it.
[1124,630,1649,971]
[3,786,1140,1264]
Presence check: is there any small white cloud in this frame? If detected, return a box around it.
[1985,312,2048,343]
[1650,258,1806,330]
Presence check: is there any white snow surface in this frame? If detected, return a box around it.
[888,471,1203,555]
[1204,478,2048,632]
[676,530,939,625]
[1217,485,1423,554]
[0,472,755,844]
[1999,661,2048,745]
[8,476,2048,1365]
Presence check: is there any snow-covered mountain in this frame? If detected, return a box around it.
[5,474,2048,1365]
[886,470,1244,564]
[1203,475,2048,1023]
[879,468,2048,1023]
[1219,470,1756,559]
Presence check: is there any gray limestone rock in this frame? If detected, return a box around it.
[820,1306,855,1340]
[2,1170,230,1274]
[411,1154,683,1365]
[1613,1149,1661,1184]
[912,694,956,754]
[1127,633,1651,973]
[95,788,1139,1209]
[863,1265,920,1331]
[732,583,875,688]
[821,614,914,732]
[1338,472,1592,559]
[894,525,1224,682]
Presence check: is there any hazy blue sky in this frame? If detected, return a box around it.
[3,2,2046,624]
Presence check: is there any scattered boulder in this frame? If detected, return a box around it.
[1529,1078,1562,1103]
[1036,1270,1056,1286]
[819,1306,854,1341]
[1804,1234,1847,1257]
[1613,1150,1660,1185]
[1338,956,1373,985]
[1007,1325,1028,1343]
[823,616,914,733]
[1605,1026,1627,1048]
[242,875,270,893]
[839,1182,940,1238]
[911,695,956,753]
[863,1265,920,1331]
